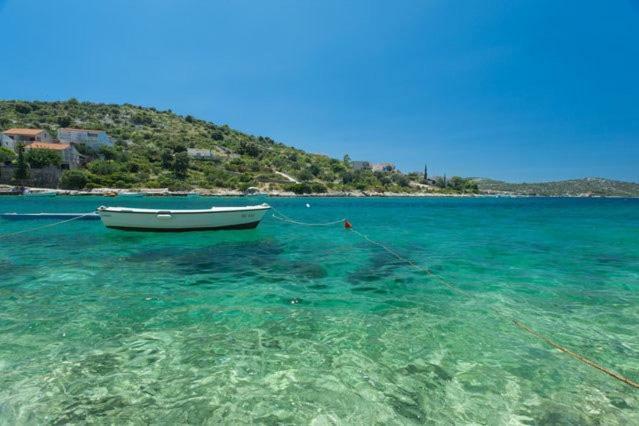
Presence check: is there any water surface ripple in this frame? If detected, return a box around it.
[0,197,637,423]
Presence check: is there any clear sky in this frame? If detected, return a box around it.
[1,0,638,182]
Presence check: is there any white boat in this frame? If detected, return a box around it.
[97,203,270,231]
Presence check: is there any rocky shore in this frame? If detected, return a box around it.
[4,185,614,198]
[2,185,485,198]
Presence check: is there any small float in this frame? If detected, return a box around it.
[97,203,271,231]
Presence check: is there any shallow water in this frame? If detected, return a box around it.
[0,196,637,424]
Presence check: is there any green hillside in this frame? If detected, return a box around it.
[0,99,437,193]
[476,177,639,197]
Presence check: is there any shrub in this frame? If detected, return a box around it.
[285,182,327,194]
[464,180,479,193]
[59,170,88,190]
[57,116,72,127]
[297,168,314,182]
[127,162,140,173]
[88,160,118,175]
[173,152,189,179]
[435,176,447,188]
[99,145,119,161]
[391,173,411,188]
[131,112,152,125]
[0,147,16,164]
[14,102,32,114]
[25,148,62,168]
[237,141,261,157]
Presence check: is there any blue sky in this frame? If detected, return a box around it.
[1,0,638,182]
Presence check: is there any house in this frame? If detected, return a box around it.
[26,142,81,169]
[351,161,371,170]
[372,163,396,172]
[1,128,53,151]
[187,148,216,160]
[57,128,113,150]
[0,134,15,151]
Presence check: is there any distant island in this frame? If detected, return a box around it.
[0,99,637,197]
[476,177,639,198]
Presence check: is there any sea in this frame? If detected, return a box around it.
[0,196,637,424]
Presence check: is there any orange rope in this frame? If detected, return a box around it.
[270,211,638,389]
[347,226,639,390]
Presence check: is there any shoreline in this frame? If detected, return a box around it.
[1,185,633,198]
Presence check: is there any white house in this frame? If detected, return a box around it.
[0,134,16,151]
[26,142,81,169]
[57,128,113,150]
[1,128,53,151]
[372,163,396,172]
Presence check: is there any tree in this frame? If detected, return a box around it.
[342,171,355,184]
[297,168,314,182]
[57,115,72,127]
[343,154,351,166]
[391,173,411,187]
[464,179,479,193]
[59,170,88,190]
[14,102,32,114]
[172,143,187,153]
[0,147,16,164]
[99,145,118,161]
[435,176,447,188]
[309,163,321,177]
[25,148,61,168]
[173,151,189,179]
[211,130,224,141]
[449,176,464,191]
[132,112,152,125]
[13,144,30,181]
[161,149,173,169]
[238,141,261,157]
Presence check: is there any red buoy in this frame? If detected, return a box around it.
[344,220,352,229]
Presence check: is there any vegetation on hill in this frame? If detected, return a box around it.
[2,101,635,197]
[1,99,472,193]
[476,177,639,197]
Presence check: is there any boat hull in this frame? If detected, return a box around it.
[98,204,270,231]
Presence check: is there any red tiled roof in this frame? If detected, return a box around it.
[2,128,46,136]
[27,142,70,151]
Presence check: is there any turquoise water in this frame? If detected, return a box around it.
[0,196,637,424]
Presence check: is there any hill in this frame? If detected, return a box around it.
[476,177,639,197]
[0,99,442,194]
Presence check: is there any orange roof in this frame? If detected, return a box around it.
[27,142,70,151]
[2,128,46,136]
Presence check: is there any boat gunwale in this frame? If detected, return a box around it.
[97,204,271,215]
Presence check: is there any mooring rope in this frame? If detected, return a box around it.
[0,212,96,240]
[271,207,346,227]
[270,211,639,389]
